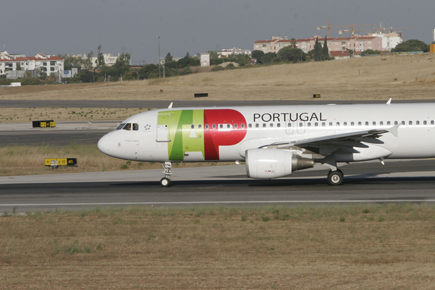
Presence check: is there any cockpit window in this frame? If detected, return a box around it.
[116,123,126,130]
[123,123,132,131]
[133,123,139,131]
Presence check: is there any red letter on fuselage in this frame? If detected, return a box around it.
[203,109,247,160]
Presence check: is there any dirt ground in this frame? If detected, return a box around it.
[1,53,435,102]
[1,205,435,289]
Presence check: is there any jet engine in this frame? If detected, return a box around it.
[246,149,314,179]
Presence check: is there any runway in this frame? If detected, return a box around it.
[1,161,435,212]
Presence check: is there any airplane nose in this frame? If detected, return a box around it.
[98,134,112,155]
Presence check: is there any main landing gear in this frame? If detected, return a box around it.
[327,169,344,186]
[160,162,172,187]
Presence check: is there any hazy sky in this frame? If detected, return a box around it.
[2,0,434,64]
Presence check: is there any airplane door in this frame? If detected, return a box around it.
[285,122,294,134]
[297,122,305,134]
[156,114,170,142]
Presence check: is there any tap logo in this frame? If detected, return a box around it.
[158,109,247,161]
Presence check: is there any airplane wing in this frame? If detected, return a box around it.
[260,125,399,157]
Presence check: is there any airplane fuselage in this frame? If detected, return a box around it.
[98,103,435,164]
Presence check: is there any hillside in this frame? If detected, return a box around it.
[1,53,435,101]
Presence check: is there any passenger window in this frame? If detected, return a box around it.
[191,125,195,129]
[288,123,292,127]
[234,124,238,129]
[263,123,266,128]
[256,123,259,128]
[270,123,273,127]
[336,122,340,126]
[358,122,362,126]
[307,122,311,127]
[329,122,333,126]
[133,123,139,131]
[248,124,252,128]
[322,122,325,126]
[117,123,126,130]
[365,121,369,126]
[212,124,216,129]
[198,124,202,129]
[424,120,427,125]
[227,124,231,129]
[351,122,354,126]
[205,124,209,129]
[416,121,420,125]
[387,121,391,125]
[241,124,245,128]
[372,121,376,126]
[432,121,434,125]
[394,121,398,125]
[315,123,318,127]
[123,123,132,131]
[402,121,405,125]
[409,121,412,125]
[380,121,384,125]
[219,124,223,129]
[344,122,347,126]
[299,123,304,127]
[277,123,281,128]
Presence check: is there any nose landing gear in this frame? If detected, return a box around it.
[160,162,172,187]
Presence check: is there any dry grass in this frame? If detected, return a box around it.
[0,107,147,123]
[1,204,435,289]
[1,53,435,102]
[0,144,228,176]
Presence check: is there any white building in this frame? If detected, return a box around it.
[217,47,251,58]
[80,53,129,68]
[366,31,403,51]
[0,51,64,77]
[200,53,210,67]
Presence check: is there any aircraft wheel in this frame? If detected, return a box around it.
[327,169,344,186]
[160,177,172,187]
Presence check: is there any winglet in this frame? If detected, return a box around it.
[388,124,400,137]
[168,102,173,109]
[386,98,392,105]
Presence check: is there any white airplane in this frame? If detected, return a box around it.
[98,100,435,187]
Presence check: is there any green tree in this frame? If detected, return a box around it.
[60,54,86,70]
[207,51,219,59]
[97,45,105,66]
[140,64,159,79]
[291,38,297,48]
[86,51,94,69]
[177,52,191,68]
[227,53,250,67]
[361,49,381,55]
[322,37,329,60]
[252,50,264,63]
[313,37,322,61]
[260,52,277,64]
[392,39,429,52]
[278,47,305,63]
[165,52,173,63]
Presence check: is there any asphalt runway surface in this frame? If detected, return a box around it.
[1,160,435,212]
[1,130,107,146]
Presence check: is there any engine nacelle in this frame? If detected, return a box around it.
[246,149,314,179]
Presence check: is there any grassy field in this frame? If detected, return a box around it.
[1,204,435,289]
[1,53,435,102]
[0,144,229,176]
[0,107,146,123]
